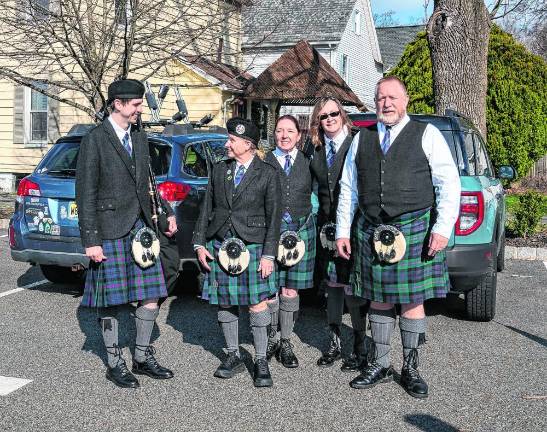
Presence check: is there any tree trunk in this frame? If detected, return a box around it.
[427,0,491,138]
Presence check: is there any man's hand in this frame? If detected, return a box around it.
[428,233,449,257]
[257,257,274,279]
[85,246,107,263]
[164,215,178,237]
[196,246,214,272]
[336,238,351,260]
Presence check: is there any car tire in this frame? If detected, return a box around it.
[497,231,505,272]
[40,265,85,285]
[465,259,497,322]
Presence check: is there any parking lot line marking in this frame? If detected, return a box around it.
[544,261,547,271]
[0,234,7,238]
[0,288,25,298]
[0,376,32,396]
[20,280,49,289]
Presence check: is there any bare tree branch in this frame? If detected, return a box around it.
[0,0,244,118]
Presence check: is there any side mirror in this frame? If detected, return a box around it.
[497,165,515,180]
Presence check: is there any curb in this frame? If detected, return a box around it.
[1,218,546,261]
[506,246,547,261]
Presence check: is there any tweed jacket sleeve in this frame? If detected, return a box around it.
[75,131,102,248]
[192,163,215,247]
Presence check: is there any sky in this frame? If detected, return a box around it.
[370,0,434,26]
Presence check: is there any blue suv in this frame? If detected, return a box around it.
[9,124,227,284]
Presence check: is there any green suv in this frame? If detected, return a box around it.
[349,111,515,321]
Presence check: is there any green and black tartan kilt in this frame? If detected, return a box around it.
[350,208,450,304]
[201,238,278,306]
[277,213,316,290]
[316,219,352,285]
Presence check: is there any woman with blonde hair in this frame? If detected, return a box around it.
[309,97,368,372]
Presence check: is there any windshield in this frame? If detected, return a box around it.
[35,141,80,176]
[208,139,229,162]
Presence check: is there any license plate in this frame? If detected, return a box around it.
[69,202,78,219]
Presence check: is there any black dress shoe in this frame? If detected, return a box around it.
[106,361,140,389]
[400,349,428,398]
[253,358,273,387]
[132,346,174,379]
[349,362,393,389]
[214,351,245,379]
[317,342,341,367]
[276,339,299,368]
[266,329,280,361]
[340,352,367,373]
[400,367,428,398]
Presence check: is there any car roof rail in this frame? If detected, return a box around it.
[67,124,95,136]
[162,124,228,136]
[444,109,473,122]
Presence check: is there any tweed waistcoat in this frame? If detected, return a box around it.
[355,120,434,222]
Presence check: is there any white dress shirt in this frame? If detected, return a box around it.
[108,115,132,151]
[336,115,461,239]
[273,146,299,168]
[323,126,349,154]
[233,155,255,181]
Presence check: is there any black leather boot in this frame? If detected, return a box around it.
[349,362,393,389]
[132,346,174,379]
[400,349,428,398]
[106,345,140,389]
[214,351,246,379]
[253,358,273,387]
[276,338,299,368]
[317,325,341,367]
[341,330,367,372]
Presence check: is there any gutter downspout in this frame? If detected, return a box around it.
[223,95,236,125]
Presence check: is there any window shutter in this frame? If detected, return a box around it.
[13,85,25,145]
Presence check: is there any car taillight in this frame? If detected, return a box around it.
[17,177,41,198]
[157,181,191,203]
[8,224,16,248]
[455,192,484,235]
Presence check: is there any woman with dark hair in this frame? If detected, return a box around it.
[309,97,368,371]
[264,115,316,368]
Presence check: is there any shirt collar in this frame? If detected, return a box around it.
[235,155,255,171]
[108,115,132,142]
[378,114,410,134]
[324,126,348,150]
[273,146,299,160]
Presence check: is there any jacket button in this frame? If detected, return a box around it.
[381,170,385,174]
[381,182,384,185]
[380,204,385,208]
[286,185,290,189]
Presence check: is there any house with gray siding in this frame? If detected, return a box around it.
[242,0,383,109]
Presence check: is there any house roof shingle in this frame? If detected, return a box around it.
[242,0,357,47]
[376,25,425,71]
[180,55,254,91]
[244,40,363,107]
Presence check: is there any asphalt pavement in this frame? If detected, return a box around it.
[0,229,546,432]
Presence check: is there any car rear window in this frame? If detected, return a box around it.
[35,141,80,176]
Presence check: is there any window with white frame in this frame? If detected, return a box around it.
[339,54,349,83]
[353,9,361,35]
[25,85,48,145]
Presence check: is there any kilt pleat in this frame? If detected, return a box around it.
[276,214,316,290]
[81,219,167,308]
[351,208,450,304]
[316,221,352,285]
[202,238,278,306]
